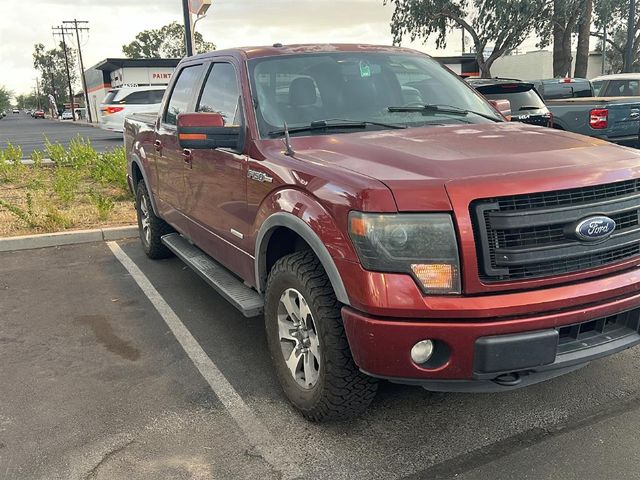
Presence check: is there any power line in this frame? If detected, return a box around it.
[52,25,77,121]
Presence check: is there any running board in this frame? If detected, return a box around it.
[161,233,264,318]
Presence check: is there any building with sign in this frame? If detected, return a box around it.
[84,58,181,123]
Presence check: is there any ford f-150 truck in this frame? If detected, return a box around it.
[124,44,640,421]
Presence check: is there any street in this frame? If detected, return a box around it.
[2,239,640,479]
[0,113,122,157]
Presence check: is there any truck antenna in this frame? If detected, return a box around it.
[282,122,295,157]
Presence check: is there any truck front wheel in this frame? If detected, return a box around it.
[135,181,174,259]
[265,250,378,421]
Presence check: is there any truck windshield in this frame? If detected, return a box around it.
[248,52,502,138]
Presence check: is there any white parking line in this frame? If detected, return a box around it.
[107,241,302,480]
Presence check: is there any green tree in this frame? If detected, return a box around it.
[122,22,216,58]
[33,42,78,110]
[591,0,640,73]
[0,85,12,112]
[384,0,552,77]
[15,92,45,110]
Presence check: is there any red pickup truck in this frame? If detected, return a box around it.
[124,44,640,421]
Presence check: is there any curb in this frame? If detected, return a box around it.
[0,226,138,252]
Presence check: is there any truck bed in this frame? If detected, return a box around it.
[546,96,640,144]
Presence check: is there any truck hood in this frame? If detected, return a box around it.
[292,122,640,211]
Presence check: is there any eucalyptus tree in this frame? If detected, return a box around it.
[384,0,552,77]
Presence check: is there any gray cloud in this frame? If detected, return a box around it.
[0,0,449,95]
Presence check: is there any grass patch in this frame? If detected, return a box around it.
[0,136,135,237]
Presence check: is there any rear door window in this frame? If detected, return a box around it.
[164,65,205,126]
[605,80,640,97]
[118,91,158,105]
[197,63,241,126]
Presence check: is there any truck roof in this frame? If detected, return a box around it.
[188,43,423,61]
[592,73,640,82]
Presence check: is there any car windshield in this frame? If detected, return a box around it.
[248,52,501,138]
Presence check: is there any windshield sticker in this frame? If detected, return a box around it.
[359,61,372,78]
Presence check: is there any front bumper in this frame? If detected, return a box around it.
[342,290,640,392]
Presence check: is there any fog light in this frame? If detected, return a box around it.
[411,339,434,364]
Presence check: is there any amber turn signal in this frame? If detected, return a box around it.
[411,263,456,291]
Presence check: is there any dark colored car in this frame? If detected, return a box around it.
[532,78,594,100]
[467,78,552,127]
[124,44,640,421]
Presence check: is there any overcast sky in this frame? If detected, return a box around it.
[0,0,540,96]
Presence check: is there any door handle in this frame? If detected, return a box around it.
[182,148,193,167]
[154,140,162,152]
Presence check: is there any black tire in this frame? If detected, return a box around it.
[135,180,174,259]
[265,250,378,421]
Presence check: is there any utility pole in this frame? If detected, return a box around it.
[35,78,41,109]
[624,0,636,72]
[52,25,76,121]
[63,20,92,123]
[182,0,195,56]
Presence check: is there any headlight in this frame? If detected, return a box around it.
[348,212,461,295]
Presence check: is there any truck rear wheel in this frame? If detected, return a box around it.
[135,181,174,259]
[265,250,378,421]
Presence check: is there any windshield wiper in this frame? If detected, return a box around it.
[518,106,544,111]
[268,119,405,137]
[388,104,502,122]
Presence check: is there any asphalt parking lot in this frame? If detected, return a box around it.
[0,113,122,157]
[2,239,640,479]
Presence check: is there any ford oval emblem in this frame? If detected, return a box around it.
[575,216,616,242]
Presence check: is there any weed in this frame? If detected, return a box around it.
[43,206,72,230]
[67,136,98,168]
[89,190,115,220]
[0,197,34,227]
[30,150,44,168]
[91,147,129,193]
[1,139,134,236]
[53,168,80,204]
[44,138,67,165]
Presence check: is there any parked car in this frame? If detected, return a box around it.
[546,97,640,145]
[124,44,640,421]
[60,110,74,120]
[467,78,552,127]
[531,78,594,100]
[33,110,45,119]
[591,73,640,97]
[12,108,19,114]
[99,86,166,133]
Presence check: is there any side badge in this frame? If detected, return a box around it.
[248,169,273,183]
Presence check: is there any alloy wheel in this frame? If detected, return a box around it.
[277,288,321,389]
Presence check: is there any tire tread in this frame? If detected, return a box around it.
[266,250,378,421]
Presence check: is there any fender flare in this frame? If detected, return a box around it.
[255,212,351,306]
[129,153,159,215]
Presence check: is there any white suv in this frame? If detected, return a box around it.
[99,86,166,133]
